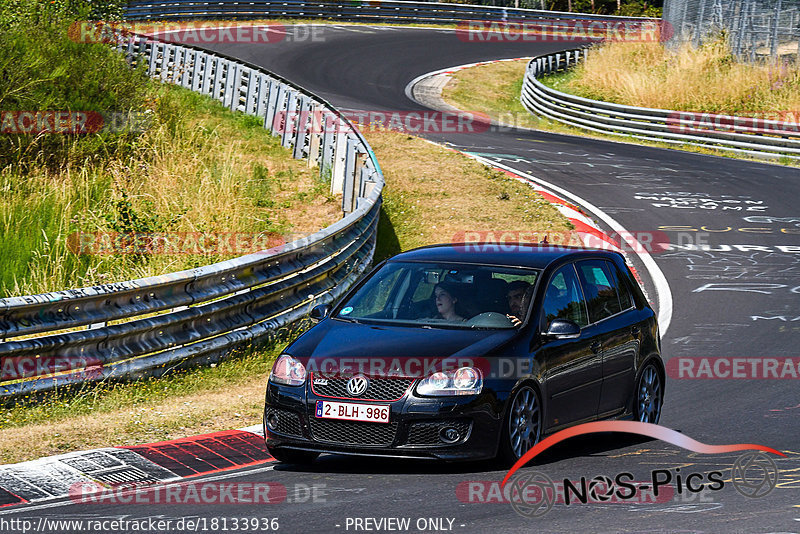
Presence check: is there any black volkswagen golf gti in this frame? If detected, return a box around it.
[264,244,664,464]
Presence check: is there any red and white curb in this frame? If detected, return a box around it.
[0,426,268,509]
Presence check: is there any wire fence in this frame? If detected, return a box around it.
[663,0,800,60]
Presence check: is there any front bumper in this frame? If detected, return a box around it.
[263,380,503,461]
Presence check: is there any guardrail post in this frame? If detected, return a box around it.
[148,42,159,76]
[172,47,184,84]
[354,151,368,199]
[191,52,204,92]
[342,136,359,214]
[282,90,298,148]
[126,37,137,59]
[201,56,214,95]
[307,104,323,168]
[208,56,222,100]
[160,44,172,82]
[231,65,245,112]
[293,96,312,159]
[360,168,377,199]
[225,61,239,109]
[331,130,348,194]
[321,112,337,177]
[137,39,149,69]
[266,82,285,135]
[245,71,258,115]
[213,58,226,102]
[182,50,194,88]
[174,48,183,85]
[255,75,269,118]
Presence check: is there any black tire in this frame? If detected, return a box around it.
[267,448,320,465]
[634,362,663,424]
[498,385,543,466]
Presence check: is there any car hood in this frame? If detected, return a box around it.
[287,318,519,363]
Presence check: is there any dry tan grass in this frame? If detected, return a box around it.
[362,128,572,250]
[442,59,540,130]
[567,40,800,115]
[0,377,267,464]
[5,86,340,297]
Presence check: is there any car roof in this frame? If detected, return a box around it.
[387,243,623,269]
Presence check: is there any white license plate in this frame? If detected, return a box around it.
[315,400,390,423]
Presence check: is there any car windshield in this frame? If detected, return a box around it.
[335,261,539,329]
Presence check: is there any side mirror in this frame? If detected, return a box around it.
[309,304,331,322]
[544,319,581,339]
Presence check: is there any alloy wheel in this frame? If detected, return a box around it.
[508,386,541,459]
[637,364,663,424]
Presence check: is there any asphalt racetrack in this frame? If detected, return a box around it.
[5,24,800,533]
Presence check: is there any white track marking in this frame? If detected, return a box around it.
[470,155,673,336]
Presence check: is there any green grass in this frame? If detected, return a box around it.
[0,7,341,297]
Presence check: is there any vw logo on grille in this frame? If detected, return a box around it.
[346,375,369,396]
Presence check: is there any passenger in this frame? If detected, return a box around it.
[433,282,465,322]
[506,280,532,327]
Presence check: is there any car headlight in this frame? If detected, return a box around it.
[269,354,306,386]
[416,367,482,396]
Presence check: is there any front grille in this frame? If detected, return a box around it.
[311,375,414,401]
[309,418,398,446]
[406,420,472,446]
[266,407,303,437]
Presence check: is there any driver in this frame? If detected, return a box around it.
[506,280,532,327]
[433,282,466,322]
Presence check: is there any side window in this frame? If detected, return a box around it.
[542,264,589,329]
[608,261,634,310]
[576,260,622,323]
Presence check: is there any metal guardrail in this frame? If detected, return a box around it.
[522,47,800,160]
[0,32,384,397]
[123,0,652,24]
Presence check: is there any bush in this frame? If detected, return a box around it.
[0,0,150,172]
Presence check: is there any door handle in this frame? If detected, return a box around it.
[590,340,602,353]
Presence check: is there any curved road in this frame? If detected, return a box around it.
[8,24,800,533]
